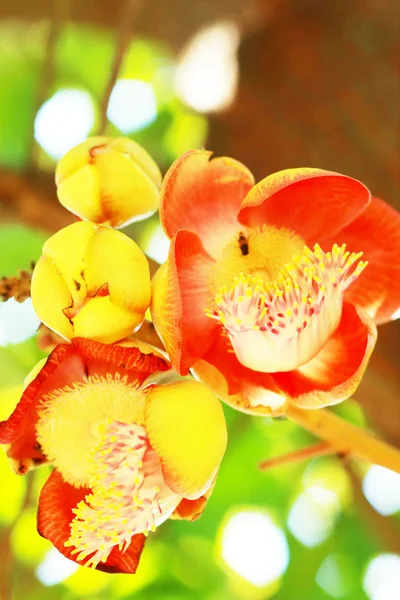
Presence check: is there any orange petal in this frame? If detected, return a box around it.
[38,470,146,573]
[272,302,377,408]
[320,197,400,324]
[151,230,219,375]
[192,330,287,416]
[145,381,227,499]
[239,168,370,243]
[160,149,254,258]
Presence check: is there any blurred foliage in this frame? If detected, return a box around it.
[0,15,398,600]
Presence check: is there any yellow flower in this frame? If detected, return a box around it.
[31,221,151,343]
[56,137,162,228]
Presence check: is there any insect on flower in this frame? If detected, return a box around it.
[151,150,400,414]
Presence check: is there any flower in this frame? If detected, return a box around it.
[31,221,151,344]
[151,150,400,414]
[56,137,162,228]
[0,338,227,573]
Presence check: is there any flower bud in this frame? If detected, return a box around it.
[31,221,151,343]
[55,137,162,228]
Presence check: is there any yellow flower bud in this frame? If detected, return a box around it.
[55,137,162,228]
[31,221,151,344]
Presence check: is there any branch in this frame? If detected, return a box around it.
[259,441,334,471]
[97,0,141,135]
[286,403,400,474]
[27,0,71,170]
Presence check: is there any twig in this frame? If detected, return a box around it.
[259,441,334,471]
[27,0,71,171]
[97,0,141,135]
[286,403,400,474]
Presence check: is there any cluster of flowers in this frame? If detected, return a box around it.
[1,137,399,574]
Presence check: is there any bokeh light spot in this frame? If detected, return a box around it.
[175,22,240,113]
[0,298,40,346]
[145,223,170,264]
[34,89,95,160]
[363,465,400,516]
[36,548,78,586]
[287,486,341,547]
[316,553,355,598]
[363,554,400,600]
[221,510,289,587]
[107,79,157,133]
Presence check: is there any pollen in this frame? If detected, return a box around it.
[65,421,162,568]
[206,242,368,372]
[36,373,146,487]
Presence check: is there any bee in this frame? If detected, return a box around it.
[238,231,249,255]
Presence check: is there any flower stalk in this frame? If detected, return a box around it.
[285,403,400,474]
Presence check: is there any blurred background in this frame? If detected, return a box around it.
[0,0,400,599]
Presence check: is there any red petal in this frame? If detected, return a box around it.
[38,470,146,574]
[239,168,371,243]
[192,330,287,415]
[151,230,220,375]
[160,149,254,259]
[272,303,377,408]
[71,338,170,379]
[0,343,79,445]
[320,197,400,324]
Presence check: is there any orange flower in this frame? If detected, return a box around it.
[0,338,227,573]
[151,150,400,414]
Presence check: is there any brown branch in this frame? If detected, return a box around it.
[97,0,142,135]
[344,460,400,553]
[27,0,72,170]
[0,168,74,232]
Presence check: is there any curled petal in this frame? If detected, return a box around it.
[160,149,254,258]
[272,303,377,408]
[151,230,219,375]
[239,168,370,243]
[192,331,287,416]
[320,197,400,324]
[170,476,216,522]
[38,470,145,573]
[145,380,227,499]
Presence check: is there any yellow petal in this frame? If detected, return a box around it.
[93,148,160,227]
[30,256,74,340]
[145,381,227,499]
[83,225,151,314]
[72,296,141,344]
[41,221,97,303]
[57,163,102,223]
[56,137,162,228]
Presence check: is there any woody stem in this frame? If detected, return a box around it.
[285,403,400,474]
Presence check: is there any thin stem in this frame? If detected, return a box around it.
[97,0,140,135]
[259,441,334,471]
[27,0,71,171]
[286,403,400,474]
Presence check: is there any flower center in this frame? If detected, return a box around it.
[210,225,305,293]
[207,233,367,372]
[36,373,146,487]
[65,420,180,569]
